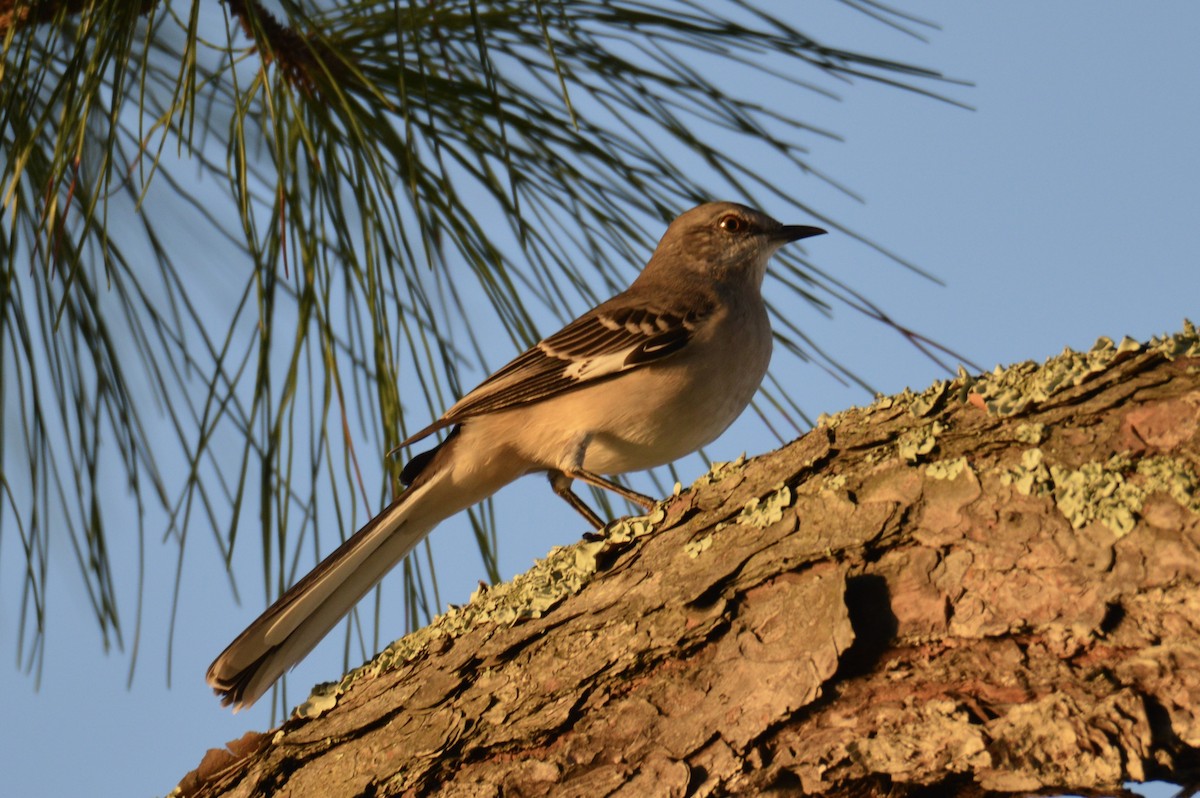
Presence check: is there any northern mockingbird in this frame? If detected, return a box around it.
[207,201,825,709]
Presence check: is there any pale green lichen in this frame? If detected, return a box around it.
[816,395,894,430]
[1115,335,1144,354]
[684,534,713,559]
[872,394,896,411]
[821,325,1195,436]
[814,368,965,431]
[1000,448,1054,497]
[1050,456,1141,537]
[971,337,1128,417]
[969,323,1197,418]
[1148,319,1199,360]
[1001,450,1198,539]
[926,457,970,481]
[735,483,794,528]
[1136,455,1200,513]
[1015,422,1045,445]
[296,682,340,719]
[815,410,839,429]
[821,474,848,491]
[692,454,748,487]
[604,507,666,544]
[898,380,951,418]
[299,508,666,716]
[897,421,945,464]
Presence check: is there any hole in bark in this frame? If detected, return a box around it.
[1142,693,1190,765]
[1098,601,1125,635]
[837,574,898,679]
[765,767,803,791]
[259,755,303,796]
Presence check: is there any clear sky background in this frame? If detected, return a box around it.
[3,3,1197,796]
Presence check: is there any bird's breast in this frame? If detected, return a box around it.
[467,296,772,477]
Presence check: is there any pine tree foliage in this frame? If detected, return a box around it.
[0,0,959,685]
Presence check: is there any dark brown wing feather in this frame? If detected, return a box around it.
[397,300,710,450]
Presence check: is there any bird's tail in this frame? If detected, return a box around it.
[206,435,508,710]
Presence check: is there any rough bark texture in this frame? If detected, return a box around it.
[177,327,1200,798]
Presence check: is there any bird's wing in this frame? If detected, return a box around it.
[399,299,713,448]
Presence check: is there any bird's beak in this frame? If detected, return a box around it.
[778,225,827,242]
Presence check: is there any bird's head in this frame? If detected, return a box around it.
[645,201,825,290]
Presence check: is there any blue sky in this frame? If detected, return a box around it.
[3,3,1197,796]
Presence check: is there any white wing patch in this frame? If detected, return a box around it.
[419,298,711,427]
[562,350,631,381]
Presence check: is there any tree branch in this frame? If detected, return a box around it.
[0,0,155,36]
[179,325,1200,796]
[221,0,336,96]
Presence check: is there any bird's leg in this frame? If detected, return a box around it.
[548,470,606,529]
[564,467,658,510]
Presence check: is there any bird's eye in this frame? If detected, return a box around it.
[718,214,747,234]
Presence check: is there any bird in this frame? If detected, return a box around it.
[206,201,825,709]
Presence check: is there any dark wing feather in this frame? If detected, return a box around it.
[434,301,710,426]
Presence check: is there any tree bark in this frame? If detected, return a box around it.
[177,327,1200,798]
